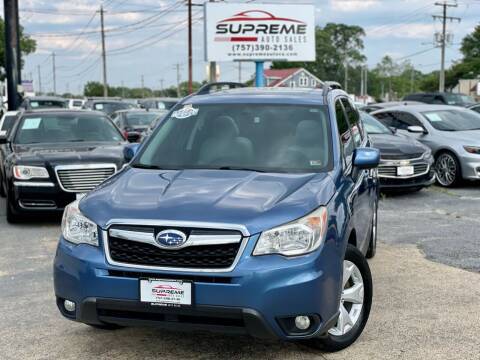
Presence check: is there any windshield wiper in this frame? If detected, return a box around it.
[131,163,166,170]
[217,166,266,173]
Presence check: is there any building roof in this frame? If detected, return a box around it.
[264,68,302,87]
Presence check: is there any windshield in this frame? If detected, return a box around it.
[94,102,133,114]
[360,112,392,134]
[134,103,332,173]
[422,110,480,131]
[445,93,474,106]
[30,100,66,109]
[15,113,124,144]
[125,112,159,127]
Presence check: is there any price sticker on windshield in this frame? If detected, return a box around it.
[172,105,199,119]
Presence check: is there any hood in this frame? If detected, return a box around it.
[369,133,426,159]
[12,142,126,168]
[81,168,336,235]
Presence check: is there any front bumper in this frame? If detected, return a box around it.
[379,171,436,190]
[11,181,76,213]
[54,233,343,340]
[459,154,480,180]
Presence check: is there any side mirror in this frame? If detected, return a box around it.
[389,126,397,134]
[126,131,141,143]
[123,143,140,162]
[353,147,380,170]
[0,134,7,144]
[407,125,426,134]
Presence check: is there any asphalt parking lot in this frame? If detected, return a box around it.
[1,186,479,360]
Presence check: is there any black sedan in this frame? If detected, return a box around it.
[110,109,165,142]
[361,112,435,191]
[0,110,129,222]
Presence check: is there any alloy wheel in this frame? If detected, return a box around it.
[435,153,457,187]
[328,260,365,336]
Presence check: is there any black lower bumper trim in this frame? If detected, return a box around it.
[69,297,278,340]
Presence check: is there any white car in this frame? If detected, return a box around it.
[68,99,86,110]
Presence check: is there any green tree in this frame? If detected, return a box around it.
[460,25,480,61]
[271,23,366,92]
[83,81,105,97]
[0,18,37,80]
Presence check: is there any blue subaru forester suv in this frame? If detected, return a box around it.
[54,87,380,352]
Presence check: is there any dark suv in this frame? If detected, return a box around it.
[403,92,476,107]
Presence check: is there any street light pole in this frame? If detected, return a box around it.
[3,0,21,110]
[187,0,193,94]
[100,5,108,97]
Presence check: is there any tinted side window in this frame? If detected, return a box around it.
[342,99,364,146]
[393,112,422,129]
[335,100,354,165]
[373,112,396,127]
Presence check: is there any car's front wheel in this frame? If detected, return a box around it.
[307,244,373,352]
[435,152,461,187]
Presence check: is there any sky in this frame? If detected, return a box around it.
[9,0,480,95]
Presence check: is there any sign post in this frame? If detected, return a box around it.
[255,62,264,87]
[204,3,316,87]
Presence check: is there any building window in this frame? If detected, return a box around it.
[311,79,317,87]
[299,76,308,87]
[290,81,296,88]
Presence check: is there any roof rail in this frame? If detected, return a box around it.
[196,82,246,95]
[322,83,331,103]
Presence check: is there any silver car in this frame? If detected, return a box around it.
[371,105,480,187]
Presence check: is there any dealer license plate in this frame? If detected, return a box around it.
[397,166,414,176]
[140,279,192,307]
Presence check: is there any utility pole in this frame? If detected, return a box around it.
[344,60,348,93]
[37,65,42,95]
[159,79,164,96]
[360,66,364,97]
[238,62,242,83]
[121,80,125,98]
[433,2,460,92]
[3,0,21,110]
[99,5,108,97]
[176,63,181,97]
[141,75,145,98]
[52,52,57,95]
[187,0,193,94]
[364,66,368,96]
[410,68,415,93]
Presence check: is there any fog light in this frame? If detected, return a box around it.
[294,316,311,330]
[64,299,76,312]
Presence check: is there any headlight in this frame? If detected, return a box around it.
[253,207,328,257]
[13,165,49,180]
[464,146,480,155]
[61,200,99,246]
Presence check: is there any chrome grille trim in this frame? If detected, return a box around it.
[108,228,242,248]
[55,164,116,193]
[103,230,249,273]
[378,162,430,179]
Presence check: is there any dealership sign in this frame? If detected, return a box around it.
[204,3,316,62]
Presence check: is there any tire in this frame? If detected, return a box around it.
[435,151,461,187]
[6,192,19,224]
[0,174,5,197]
[307,245,373,352]
[366,201,377,259]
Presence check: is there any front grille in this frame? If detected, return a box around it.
[56,165,116,192]
[378,162,429,178]
[19,199,56,209]
[108,236,242,269]
[381,153,424,160]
